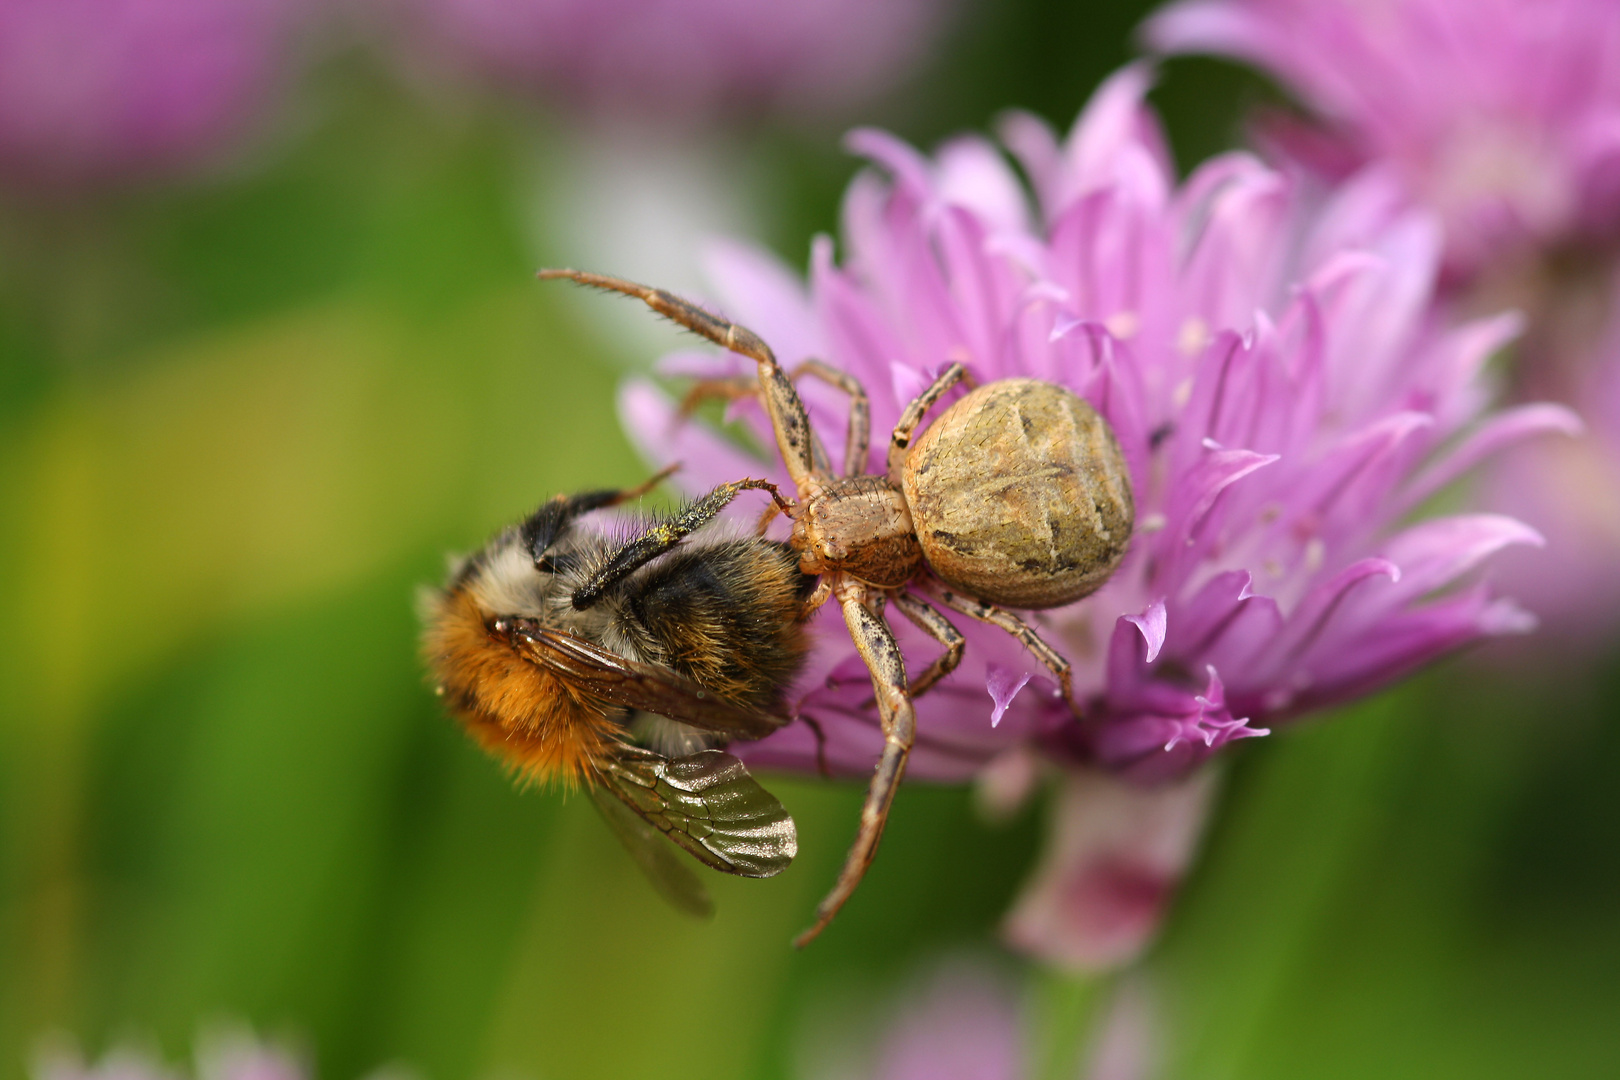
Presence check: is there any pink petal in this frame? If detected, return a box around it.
[700,238,824,364]
[1061,63,1159,199]
[1141,0,1274,61]
[1401,402,1583,510]
[846,126,935,198]
[986,663,1034,728]
[1173,444,1280,533]
[1378,514,1545,604]
[869,964,1023,1080]
[1125,599,1168,663]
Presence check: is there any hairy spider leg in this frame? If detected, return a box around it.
[799,576,835,620]
[925,583,1082,718]
[681,358,870,479]
[891,590,966,699]
[679,375,830,476]
[538,268,817,488]
[794,576,917,948]
[885,361,973,481]
[793,360,871,478]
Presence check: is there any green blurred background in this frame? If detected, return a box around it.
[2,1,1617,1078]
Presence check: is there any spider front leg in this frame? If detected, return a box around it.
[928,585,1081,717]
[799,576,834,620]
[794,575,916,948]
[886,361,975,480]
[538,268,818,488]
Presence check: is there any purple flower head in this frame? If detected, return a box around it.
[0,0,313,184]
[1145,0,1620,641]
[390,0,958,122]
[622,66,1559,785]
[1145,0,1620,282]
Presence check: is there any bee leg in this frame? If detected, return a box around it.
[794,577,915,948]
[927,586,1081,718]
[891,590,965,699]
[519,463,681,568]
[572,477,794,609]
[885,362,975,480]
[538,268,818,488]
[792,360,871,478]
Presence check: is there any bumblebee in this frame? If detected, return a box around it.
[421,468,812,914]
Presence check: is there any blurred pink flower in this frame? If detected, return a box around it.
[622,66,1560,790]
[809,961,1159,1080]
[1144,0,1620,282]
[1003,769,1215,971]
[35,1031,305,1080]
[1482,280,1620,641]
[390,0,958,122]
[860,964,1025,1080]
[0,0,313,183]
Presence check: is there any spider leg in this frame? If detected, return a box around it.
[681,358,868,478]
[678,376,760,420]
[539,268,818,488]
[891,590,965,700]
[794,576,915,948]
[886,361,975,480]
[792,359,871,478]
[925,584,1081,718]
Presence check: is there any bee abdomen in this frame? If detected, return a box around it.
[632,540,812,715]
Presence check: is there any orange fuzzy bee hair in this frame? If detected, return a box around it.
[422,587,620,787]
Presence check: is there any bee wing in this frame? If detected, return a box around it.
[512,626,785,739]
[587,783,714,918]
[596,748,797,879]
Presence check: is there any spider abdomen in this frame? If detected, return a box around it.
[901,378,1134,609]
